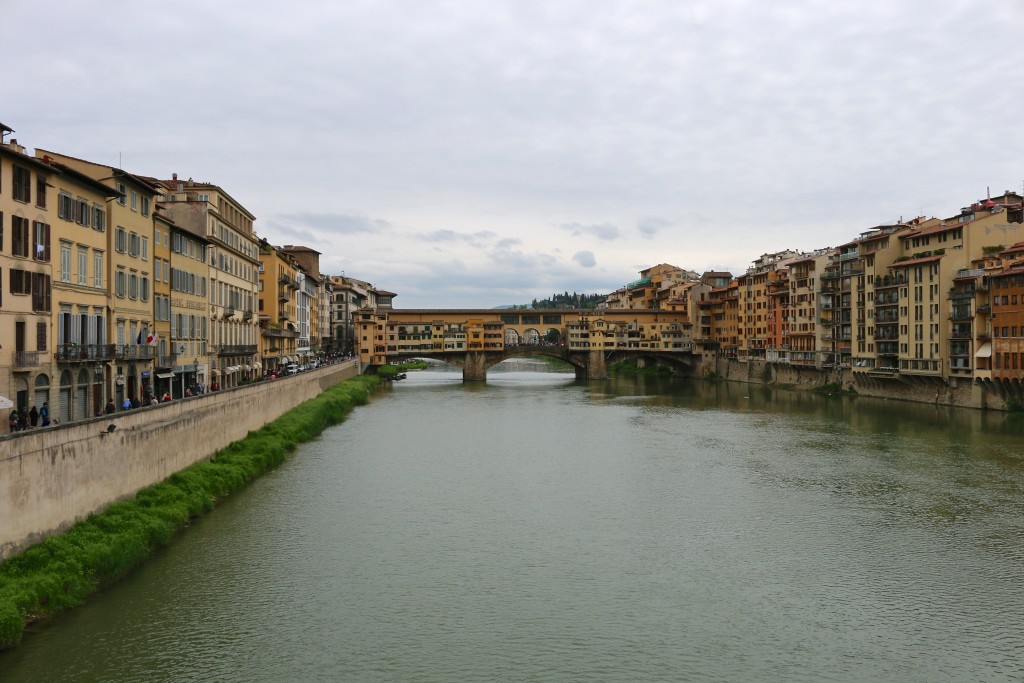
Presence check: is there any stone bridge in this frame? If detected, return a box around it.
[356,308,701,381]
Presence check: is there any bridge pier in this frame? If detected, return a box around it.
[584,349,608,380]
[463,351,488,381]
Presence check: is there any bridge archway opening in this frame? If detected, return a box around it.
[505,329,520,346]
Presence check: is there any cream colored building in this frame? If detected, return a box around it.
[153,175,259,389]
[37,150,161,404]
[45,159,119,420]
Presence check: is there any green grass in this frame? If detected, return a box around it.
[0,374,380,650]
[376,360,428,378]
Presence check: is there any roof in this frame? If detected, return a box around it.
[889,255,943,268]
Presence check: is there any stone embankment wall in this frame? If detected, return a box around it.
[0,362,360,561]
[695,356,1016,411]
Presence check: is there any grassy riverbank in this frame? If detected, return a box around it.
[0,374,381,650]
[376,360,429,378]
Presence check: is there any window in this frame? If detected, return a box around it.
[130,190,137,211]
[128,232,140,257]
[36,176,47,208]
[116,183,126,205]
[37,322,47,351]
[141,196,150,216]
[140,276,150,302]
[116,269,126,298]
[32,273,51,312]
[12,166,31,202]
[10,269,31,294]
[78,247,88,285]
[58,192,74,220]
[60,243,71,282]
[11,215,29,257]
[32,221,50,261]
[141,236,148,261]
[93,205,105,232]
[94,251,103,288]
[115,227,127,253]
[74,198,90,227]
[129,273,138,300]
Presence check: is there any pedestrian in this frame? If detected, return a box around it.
[29,405,39,428]
[40,402,49,427]
[17,410,28,431]
[105,399,116,415]
[8,409,18,433]
[121,397,131,411]
[131,396,141,409]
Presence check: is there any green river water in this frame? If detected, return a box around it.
[2,362,1023,682]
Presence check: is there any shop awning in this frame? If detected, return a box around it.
[156,373,174,379]
[975,342,992,358]
[210,369,221,378]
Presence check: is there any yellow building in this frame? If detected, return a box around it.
[37,150,161,404]
[257,243,299,374]
[45,159,119,420]
[151,211,174,394]
[165,220,210,396]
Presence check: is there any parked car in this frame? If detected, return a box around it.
[285,363,298,375]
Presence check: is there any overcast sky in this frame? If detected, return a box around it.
[7,0,1023,307]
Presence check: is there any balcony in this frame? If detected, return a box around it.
[56,343,117,362]
[243,309,254,321]
[874,275,907,289]
[116,345,155,360]
[949,291,975,301]
[955,268,985,279]
[12,351,41,368]
[157,354,177,368]
[218,344,258,356]
[262,327,297,338]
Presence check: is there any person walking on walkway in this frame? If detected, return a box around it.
[40,402,49,427]
[29,405,39,428]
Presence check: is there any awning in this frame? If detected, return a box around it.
[975,342,992,358]
[210,369,221,378]
[156,373,174,379]
[251,364,260,371]
[0,395,13,409]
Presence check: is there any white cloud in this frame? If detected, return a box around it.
[573,251,597,268]
[7,0,1023,306]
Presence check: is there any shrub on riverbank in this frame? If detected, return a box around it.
[610,361,674,377]
[376,360,428,378]
[0,375,380,650]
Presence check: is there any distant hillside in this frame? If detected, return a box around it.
[529,292,606,309]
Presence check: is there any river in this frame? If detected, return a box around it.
[2,362,1024,682]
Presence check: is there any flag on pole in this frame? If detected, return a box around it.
[147,331,159,347]
[136,330,143,345]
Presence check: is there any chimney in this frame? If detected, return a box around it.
[172,173,178,181]
[7,138,25,154]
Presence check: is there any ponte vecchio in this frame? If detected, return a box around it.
[356,308,703,381]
